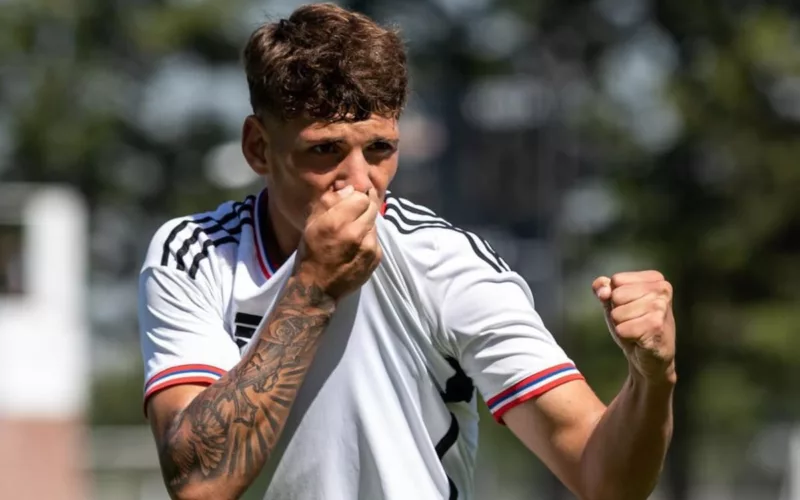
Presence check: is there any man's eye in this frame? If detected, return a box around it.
[310,143,338,154]
[369,141,396,153]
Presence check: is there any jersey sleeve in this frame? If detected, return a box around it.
[138,219,241,413]
[433,233,584,424]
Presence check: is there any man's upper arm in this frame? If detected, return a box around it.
[502,379,606,497]
[146,384,207,447]
[138,220,241,436]
[433,232,605,493]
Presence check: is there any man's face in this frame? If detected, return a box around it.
[242,113,400,230]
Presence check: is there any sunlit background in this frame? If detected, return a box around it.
[1,0,799,498]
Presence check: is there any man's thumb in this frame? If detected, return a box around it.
[337,185,354,198]
[592,276,612,302]
[593,276,623,348]
[307,186,355,221]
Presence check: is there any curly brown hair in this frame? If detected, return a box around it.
[243,3,409,123]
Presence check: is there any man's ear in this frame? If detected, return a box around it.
[242,115,270,175]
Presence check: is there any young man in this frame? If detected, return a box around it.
[139,4,676,500]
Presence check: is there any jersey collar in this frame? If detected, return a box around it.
[254,190,278,279]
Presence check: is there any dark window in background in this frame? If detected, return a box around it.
[0,224,24,295]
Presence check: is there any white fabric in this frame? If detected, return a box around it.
[138,191,582,500]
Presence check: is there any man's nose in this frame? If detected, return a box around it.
[335,150,373,193]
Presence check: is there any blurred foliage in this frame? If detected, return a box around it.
[2,0,799,498]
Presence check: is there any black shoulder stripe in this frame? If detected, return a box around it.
[384,214,450,234]
[384,202,505,273]
[465,231,511,271]
[160,196,255,271]
[393,196,510,272]
[173,204,254,272]
[179,220,253,274]
[393,197,437,217]
[455,229,504,273]
[161,217,213,267]
[174,216,253,271]
[384,197,509,273]
[386,197,449,227]
[187,235,238,279]
[480,238,511,272]
[384,206,449,233]
[184,209,258,278]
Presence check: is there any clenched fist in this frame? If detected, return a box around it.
[593,271,676,385]
[295,185,382,301]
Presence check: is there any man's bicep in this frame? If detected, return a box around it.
[503,379,606,498]
[147,384,208,451]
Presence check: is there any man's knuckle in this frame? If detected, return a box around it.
[355,192,370,206]
[650,296,668,313]
[646,312,664,331]
[339,226,360,243]
[313,222,329,236]
[615,322,635,339]
[360,241,377,258]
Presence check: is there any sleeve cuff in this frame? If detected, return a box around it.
[486,363,585,425]
[143,364,228,417]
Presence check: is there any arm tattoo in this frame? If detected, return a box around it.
[158,277,336,497]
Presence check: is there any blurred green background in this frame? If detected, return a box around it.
[1,0,799,498]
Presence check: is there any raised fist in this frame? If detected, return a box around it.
[593,270,676,384]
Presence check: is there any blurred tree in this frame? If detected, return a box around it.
[0,0,257,475]
[569,1,800,498]
[0,0,252,342]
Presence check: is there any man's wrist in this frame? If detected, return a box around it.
[288,268,337,313]
[628,360,677,395]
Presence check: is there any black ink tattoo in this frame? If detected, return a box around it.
[158,278,335,497]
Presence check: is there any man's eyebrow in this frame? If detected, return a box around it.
[298,136,399,145]
[369,136,399,145]
[301,136,346,144]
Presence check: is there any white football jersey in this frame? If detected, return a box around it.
[138,190,583,500]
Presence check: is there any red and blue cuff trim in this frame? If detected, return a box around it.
[143,364,228,415]
[486,363,585,424]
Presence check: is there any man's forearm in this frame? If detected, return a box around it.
[580,366,674,500]
[158,274,336,500]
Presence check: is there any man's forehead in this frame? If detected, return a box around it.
[298,115,399,141]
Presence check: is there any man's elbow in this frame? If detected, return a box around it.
[159,467,205,500]
[160,469,238,500]
[158,449,232,500]
[577,481,659,500]
[579,491,645,500]
[163,482,229,500]
[163,482,202,500]
[576,464,659,500]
